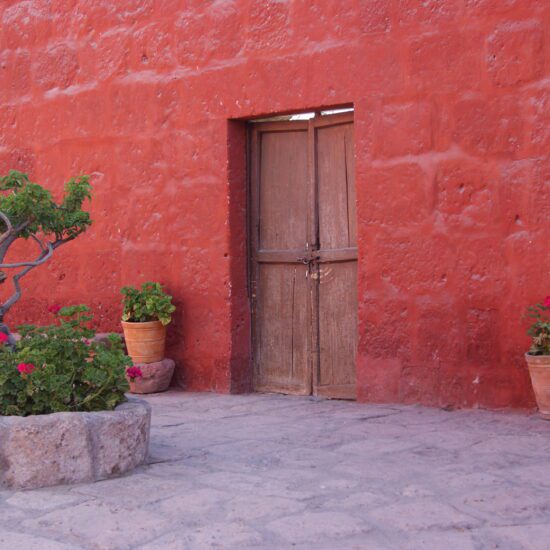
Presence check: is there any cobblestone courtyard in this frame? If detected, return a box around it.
[0,392,549,549]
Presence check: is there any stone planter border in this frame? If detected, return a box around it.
[0,397,151,490]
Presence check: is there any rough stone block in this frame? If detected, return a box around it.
[408,31,482,92]
[133,23,177,71]
[454,97,523,154]
[0,398,151,490]
[245,0,290,52]
[0,413,93,489]
[85,400,151,479]
[465,0,522,15]
[374,102,432,157]
[1,2,51,48]
[128,358,175,394]
[435,158,495,227]
[396,0,462,26]
[96,29,131,80]
[359,37,405,95]
[0,49,31,103]
[32,43,79,90]
[360,0,392,34]
[526,90,550,155]
[487,23,543,87]
[363,163,431,224]
[399,367,440,406]
[368,231,452,294]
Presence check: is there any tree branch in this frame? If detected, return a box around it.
[51,229,85,250]
[0,242,53,269]
[0,242,54,319]
[0,215,30,262]
[30,233,46,253]
[0,227,81,319]
[0,211,13,244]
[12,220,30,234]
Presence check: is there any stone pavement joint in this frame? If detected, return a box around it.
[0,391,549,549]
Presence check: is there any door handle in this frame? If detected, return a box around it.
[297,254,320,264]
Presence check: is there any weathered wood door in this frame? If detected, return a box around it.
[249,112,357,399]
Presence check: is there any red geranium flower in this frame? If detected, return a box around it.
[17,363,35,375]
[48,304,62,314]
[544,296,550,308]
[126,366,143,380]
[0,333,9,344]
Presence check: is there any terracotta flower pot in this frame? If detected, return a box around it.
[121,320,166,364]
[525,353,550,420]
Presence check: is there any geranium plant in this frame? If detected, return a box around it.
[121,282,175,326]
[0,170,91,340]
[0,305,131,416]
[527,297,550,355]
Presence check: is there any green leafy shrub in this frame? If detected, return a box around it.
[527,297,550,356]
[0,170,92,328]
[0,305,131,416]
[121,282,176,326]
[0,170,91,242]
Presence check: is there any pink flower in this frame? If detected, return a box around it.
[544,296,550,308]
[126,366,143,380]
[0,333,9,344]
[17,363,35,375]
[48,304,61,314]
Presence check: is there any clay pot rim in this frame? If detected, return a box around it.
[524,352,550,365]
[121,320,163,327]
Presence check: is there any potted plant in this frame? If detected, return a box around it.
[525,296,550,419]
[120,282,175,363]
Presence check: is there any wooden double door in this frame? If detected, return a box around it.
[249,112,357,399]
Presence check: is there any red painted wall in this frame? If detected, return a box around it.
[0,0,548,409]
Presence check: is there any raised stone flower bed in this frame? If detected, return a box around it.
[0,397,151,490]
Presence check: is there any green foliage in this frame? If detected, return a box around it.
[121,282,176,326]
[0,170,92,241]
[0,306,131,416]
[527,301,550,356]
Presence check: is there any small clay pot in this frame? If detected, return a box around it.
[121,320,166,364]
[128,358,175,394]
[525,353,550,420]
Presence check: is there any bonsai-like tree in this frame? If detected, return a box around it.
[0,170,91,341]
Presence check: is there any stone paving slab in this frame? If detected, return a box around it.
[0,391,549,549]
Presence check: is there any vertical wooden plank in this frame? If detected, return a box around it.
[316,262,357,398]
[250,122,311,395]
[255,263,310,394]
[313,116,358,399]
[317,123,354,249]
[249,126,261,393]
[258,130,308,251]
[308,118,318,395]
[344,123,357,247]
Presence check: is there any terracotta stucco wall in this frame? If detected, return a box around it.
[0,0,548,408]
